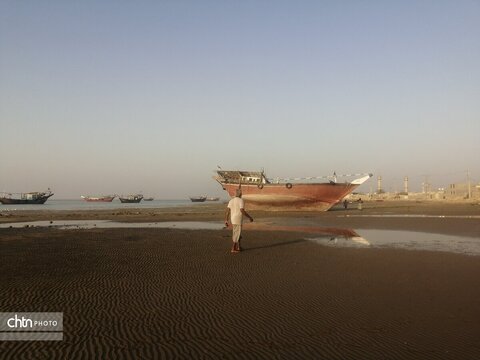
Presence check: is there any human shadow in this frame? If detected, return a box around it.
[243,238,308,251]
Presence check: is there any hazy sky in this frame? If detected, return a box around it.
[1,1,479,198]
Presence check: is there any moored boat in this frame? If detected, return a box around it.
[206,196,220,201]
[81,195,116,202]
[189,196,207,202]
[0,190,54,205]
[119,194,143,203]
[214,170,372,211]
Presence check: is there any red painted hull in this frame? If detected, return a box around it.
[222,182,359,211]
[81,196,115,202]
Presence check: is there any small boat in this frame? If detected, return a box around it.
[81,195,116,202]
[143,197,154,201]
[214,169,372,211]
[0,190,54,205]
[206,196,220,201]
[189,196,207,202]
[119,194,143,203]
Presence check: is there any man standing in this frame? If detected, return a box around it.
[225,189,253,253]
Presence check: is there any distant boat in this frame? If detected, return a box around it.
[81,195,116,202]
[214,169,372,211]
[206,196,220,201]
[143,197,154,201]
[0,190,54,205]
[189,196,207,202]
[119,194,143,203]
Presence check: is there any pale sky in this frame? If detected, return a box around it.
[1,1,479,199]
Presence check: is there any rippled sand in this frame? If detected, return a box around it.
[1,225,480,358]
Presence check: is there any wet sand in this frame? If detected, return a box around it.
[1,201,480,358]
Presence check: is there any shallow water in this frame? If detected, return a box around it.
[307,229,480,256]
[343,214,480,219]
[0,199,218,211]
[1,220,479,256]
[0,220,224,230]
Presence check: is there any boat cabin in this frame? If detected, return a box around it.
[216,170,269,185]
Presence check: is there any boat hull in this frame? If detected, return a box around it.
[81,196,115,202]
[221,182,360,211]
[0,194,53,205]
[119,198,142,203]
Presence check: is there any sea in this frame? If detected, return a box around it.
[0,199,221,212]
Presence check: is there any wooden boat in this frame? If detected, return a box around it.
[206,197,220,201]
[214,170,372,211]
[0,190,53,204]
[119,194,143,203]
[189,196,207,202]
[81,195,116,202]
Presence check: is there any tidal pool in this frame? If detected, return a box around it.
[307,229,480,256]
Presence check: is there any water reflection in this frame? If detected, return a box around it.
[241,222,371,247]
[333,229,480,256]
[243,222,361,238]
[306,235,370,248]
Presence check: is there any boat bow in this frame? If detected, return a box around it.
[351,173,373,185]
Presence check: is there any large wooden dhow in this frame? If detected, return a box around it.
[214,170,372,211]
[0,190,54,204]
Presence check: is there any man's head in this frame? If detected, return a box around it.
[235,189,242,197]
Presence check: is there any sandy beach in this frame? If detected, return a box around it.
[1,201,480,358]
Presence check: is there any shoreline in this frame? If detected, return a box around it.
[1,200,479,238]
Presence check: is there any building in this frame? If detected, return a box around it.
[446,182,480,200]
